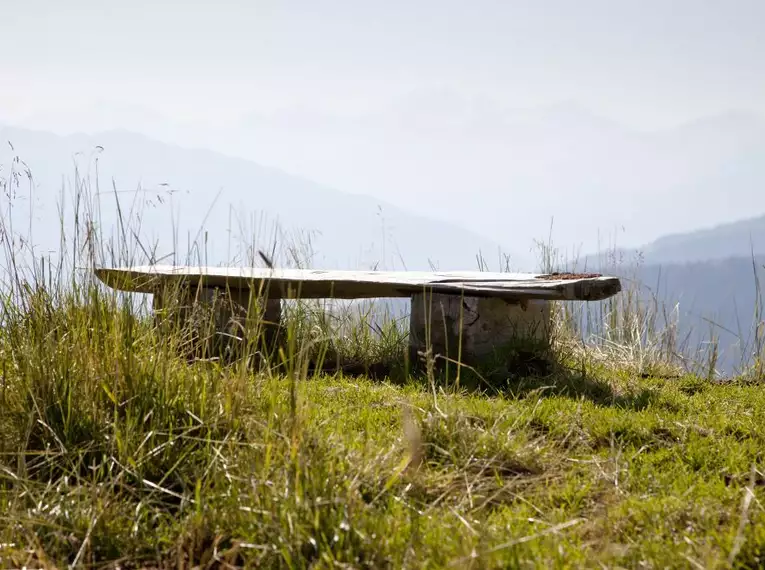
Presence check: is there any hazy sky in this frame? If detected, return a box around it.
[2,0,764,130]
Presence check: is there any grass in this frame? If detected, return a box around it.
[3,309,765,568]
[1,155,765,568]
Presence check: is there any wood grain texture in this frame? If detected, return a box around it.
[94,265,622,302]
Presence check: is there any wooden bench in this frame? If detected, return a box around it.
[94,265,622,370]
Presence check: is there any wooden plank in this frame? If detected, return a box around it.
[94,265,622,302]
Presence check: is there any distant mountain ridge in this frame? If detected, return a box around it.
[582,213,765,269]
[643,215,765,265]
[13,98,765,254]
[230,98,765,253]
[573,216,765,377]
[0,124,526,273]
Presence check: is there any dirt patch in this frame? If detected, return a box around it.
[536,272,602,281]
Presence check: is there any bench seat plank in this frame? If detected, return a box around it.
[95,265,621,302]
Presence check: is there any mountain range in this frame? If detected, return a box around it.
[210,95,765,255]
[579,217,765,378]
[0,125,519,272]
[18,95,765,256]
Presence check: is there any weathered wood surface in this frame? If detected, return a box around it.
[95,265,621,302]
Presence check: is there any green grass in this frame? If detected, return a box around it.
[1,286,765,569]
[1,157,765,568]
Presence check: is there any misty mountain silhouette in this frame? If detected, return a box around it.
[580,218,765,378]
[0,125,525,272]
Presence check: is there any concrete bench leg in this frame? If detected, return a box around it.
[409,292,552,377]
[153,285,283,364]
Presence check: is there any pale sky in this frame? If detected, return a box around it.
[2,0,764,129]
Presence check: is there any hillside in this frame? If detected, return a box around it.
[643,216,765,264]
[1,224,764,567]
[585,256,765,377]
[584,213,765,268]
[2,122,765,569]
[5,1,765,566]
[0,125,524,273]
[569,217,765,376]
[16,100,765,255]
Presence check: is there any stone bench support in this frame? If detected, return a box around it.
[153,284,282,363]
[408,292,552,373]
